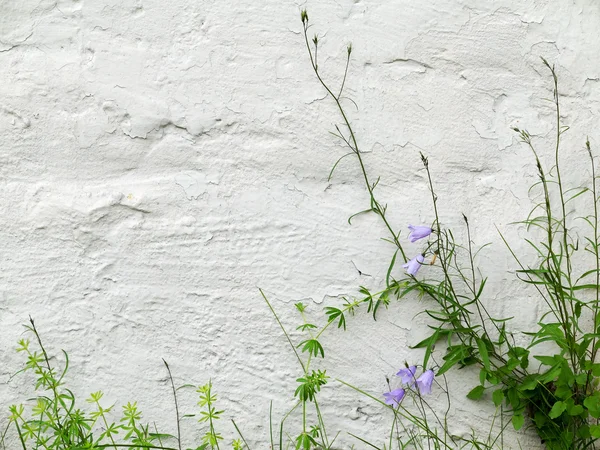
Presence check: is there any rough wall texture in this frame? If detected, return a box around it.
[1,0,599,448]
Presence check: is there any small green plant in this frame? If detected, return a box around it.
[197,381,224,449]
[0,318,249,450]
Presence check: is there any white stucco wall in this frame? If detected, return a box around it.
[1,0,599,448]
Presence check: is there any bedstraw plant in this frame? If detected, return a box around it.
[0,317,250,450]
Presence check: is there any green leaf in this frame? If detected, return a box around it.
[518,374,539,391]
[476,338,490,371]
[466,385,485,400]
[492,389,504,407]
[296,323,317,332]
[578,424,591,439]
[590,425,600,438]
[575,372,588,385]
[324,307,346,330]
[568,404,584,416]
[298,339,325,358]
[575,302,582,318]
[411,330,442,349]
[327,152,354,181]
[479,368,487,386]
[386,250,398,288]
[437,344,472,375]
[549,401,566,419]
[554,384,571,399]
[348,208,374,225]
[512,413,524,431]
[411,328,448,369]
[540,364,562,383]
[584,394,600,418]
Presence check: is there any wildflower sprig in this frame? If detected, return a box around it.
[300,9,600,450]
[298,9,512,384]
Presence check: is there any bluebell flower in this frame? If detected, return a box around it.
[403,254,425,276]
[408,225,433,243]
[396,365,417,385]
[416,369,435,395]
[383,388,405,407]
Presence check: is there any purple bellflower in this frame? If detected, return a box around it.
[383,388,405,407]
[403,254,425,276]
[408,225,433,243]
[416,369,435,395]
[396,365,417,385]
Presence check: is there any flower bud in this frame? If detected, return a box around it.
[301,9,308,24]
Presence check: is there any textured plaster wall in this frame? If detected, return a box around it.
[1,0,599,448]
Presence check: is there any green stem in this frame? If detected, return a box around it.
[543,59,579,371]
[279,401,301,450]
[13,422,27,450]
[587,138,600,394]
[207,382,221,450]
[94,399,118,450]
[260,289,306,373]
[231,420,251,450]
[312,397,329,448]
[162,360,182,450]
